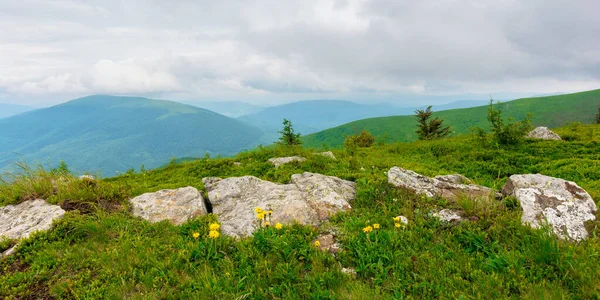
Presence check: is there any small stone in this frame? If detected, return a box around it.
[78,175,95,180]
[314,234,341,254]
[2,245,17,257]
[268,156,307,168]
[526,127,562,140]
[341,267,357,278]
[433,209,463,223]
[314,151,336,160]
[397,215,409,225]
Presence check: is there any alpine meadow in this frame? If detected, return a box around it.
[1,1,600,299]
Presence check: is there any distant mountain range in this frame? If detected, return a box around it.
[237,99,489,143]
[303,89,600,148]
[0,103,33,119]
[2,90,591,175]
[182,101,265,118]
[0,95,262,174]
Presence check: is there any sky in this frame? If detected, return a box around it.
[0,0,599,107]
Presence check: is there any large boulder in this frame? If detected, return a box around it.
[203,172,355,237]
[268,156,307,168]
[0,199,65,240]
[526,127,561,140]
[130,187,208,225]
[501,174,597,241]
[291,172,354,219]
[388,167,497,201]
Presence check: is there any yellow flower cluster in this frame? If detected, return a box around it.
[255,206,274,228]
[208,222,221,239]
[275,223,283,230]
[313,240,321,247]
[393,216,403,228]
[209,230,220,239]
[362,223,381,234]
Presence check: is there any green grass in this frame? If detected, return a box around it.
[1,124,600,299]
[303,88,600,148]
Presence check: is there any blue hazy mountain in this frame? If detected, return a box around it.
[0,95,263,174]
[183,101,265,118]
[0,103,33,119]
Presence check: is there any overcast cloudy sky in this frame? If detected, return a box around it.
[1,0,599,106]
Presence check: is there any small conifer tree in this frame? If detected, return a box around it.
[487,100,532,145]
[278,119,302,145]
[596,103,600,124]
[414,106,451,140]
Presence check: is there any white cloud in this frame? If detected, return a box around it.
[0,0,598,105]
[90,59,180,93]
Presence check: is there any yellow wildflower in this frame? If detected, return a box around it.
[267,210,273,215]
[314,240,321,247]
[192,232,200,239]
[208,230,220,239]
[362,226,373,234]
[275,223,283,230]
[394,222,401,228]
[256,212,266,220]
[264,221,271,227]
[209,223,220,231]
[373,223,380,229]
[255,207,263,213]
[393,216,400,222]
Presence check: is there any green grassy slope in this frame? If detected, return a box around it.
[0,95,263,174]
[1,123,599,298]
[303,89,600,148]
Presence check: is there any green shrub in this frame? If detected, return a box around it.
[485,100,532,145]
[344,130,376,149]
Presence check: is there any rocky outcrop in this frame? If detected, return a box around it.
[268,156,307,168]
[314,151,336,160]
[78,175,95,180]
[0,199,65,240]
[203,172,355,237]
[130,187,208,225]
[526,127,561,140]
[501,174,597,241]
[388,167,497,201]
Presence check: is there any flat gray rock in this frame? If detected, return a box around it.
[268,156,307,168]
[502,174,597,241]
[526,126,561,140]
[433,209,464,222]
[203,172,355,237]
[314,151,336,160]
[0,199,65,240]
[130,187,208,225]
[388,167,496,201]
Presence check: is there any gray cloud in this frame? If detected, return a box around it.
[0,0,598,106]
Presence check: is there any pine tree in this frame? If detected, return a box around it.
[596,103,600,124]
[278,119,302,145]
[414,106,451,140]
